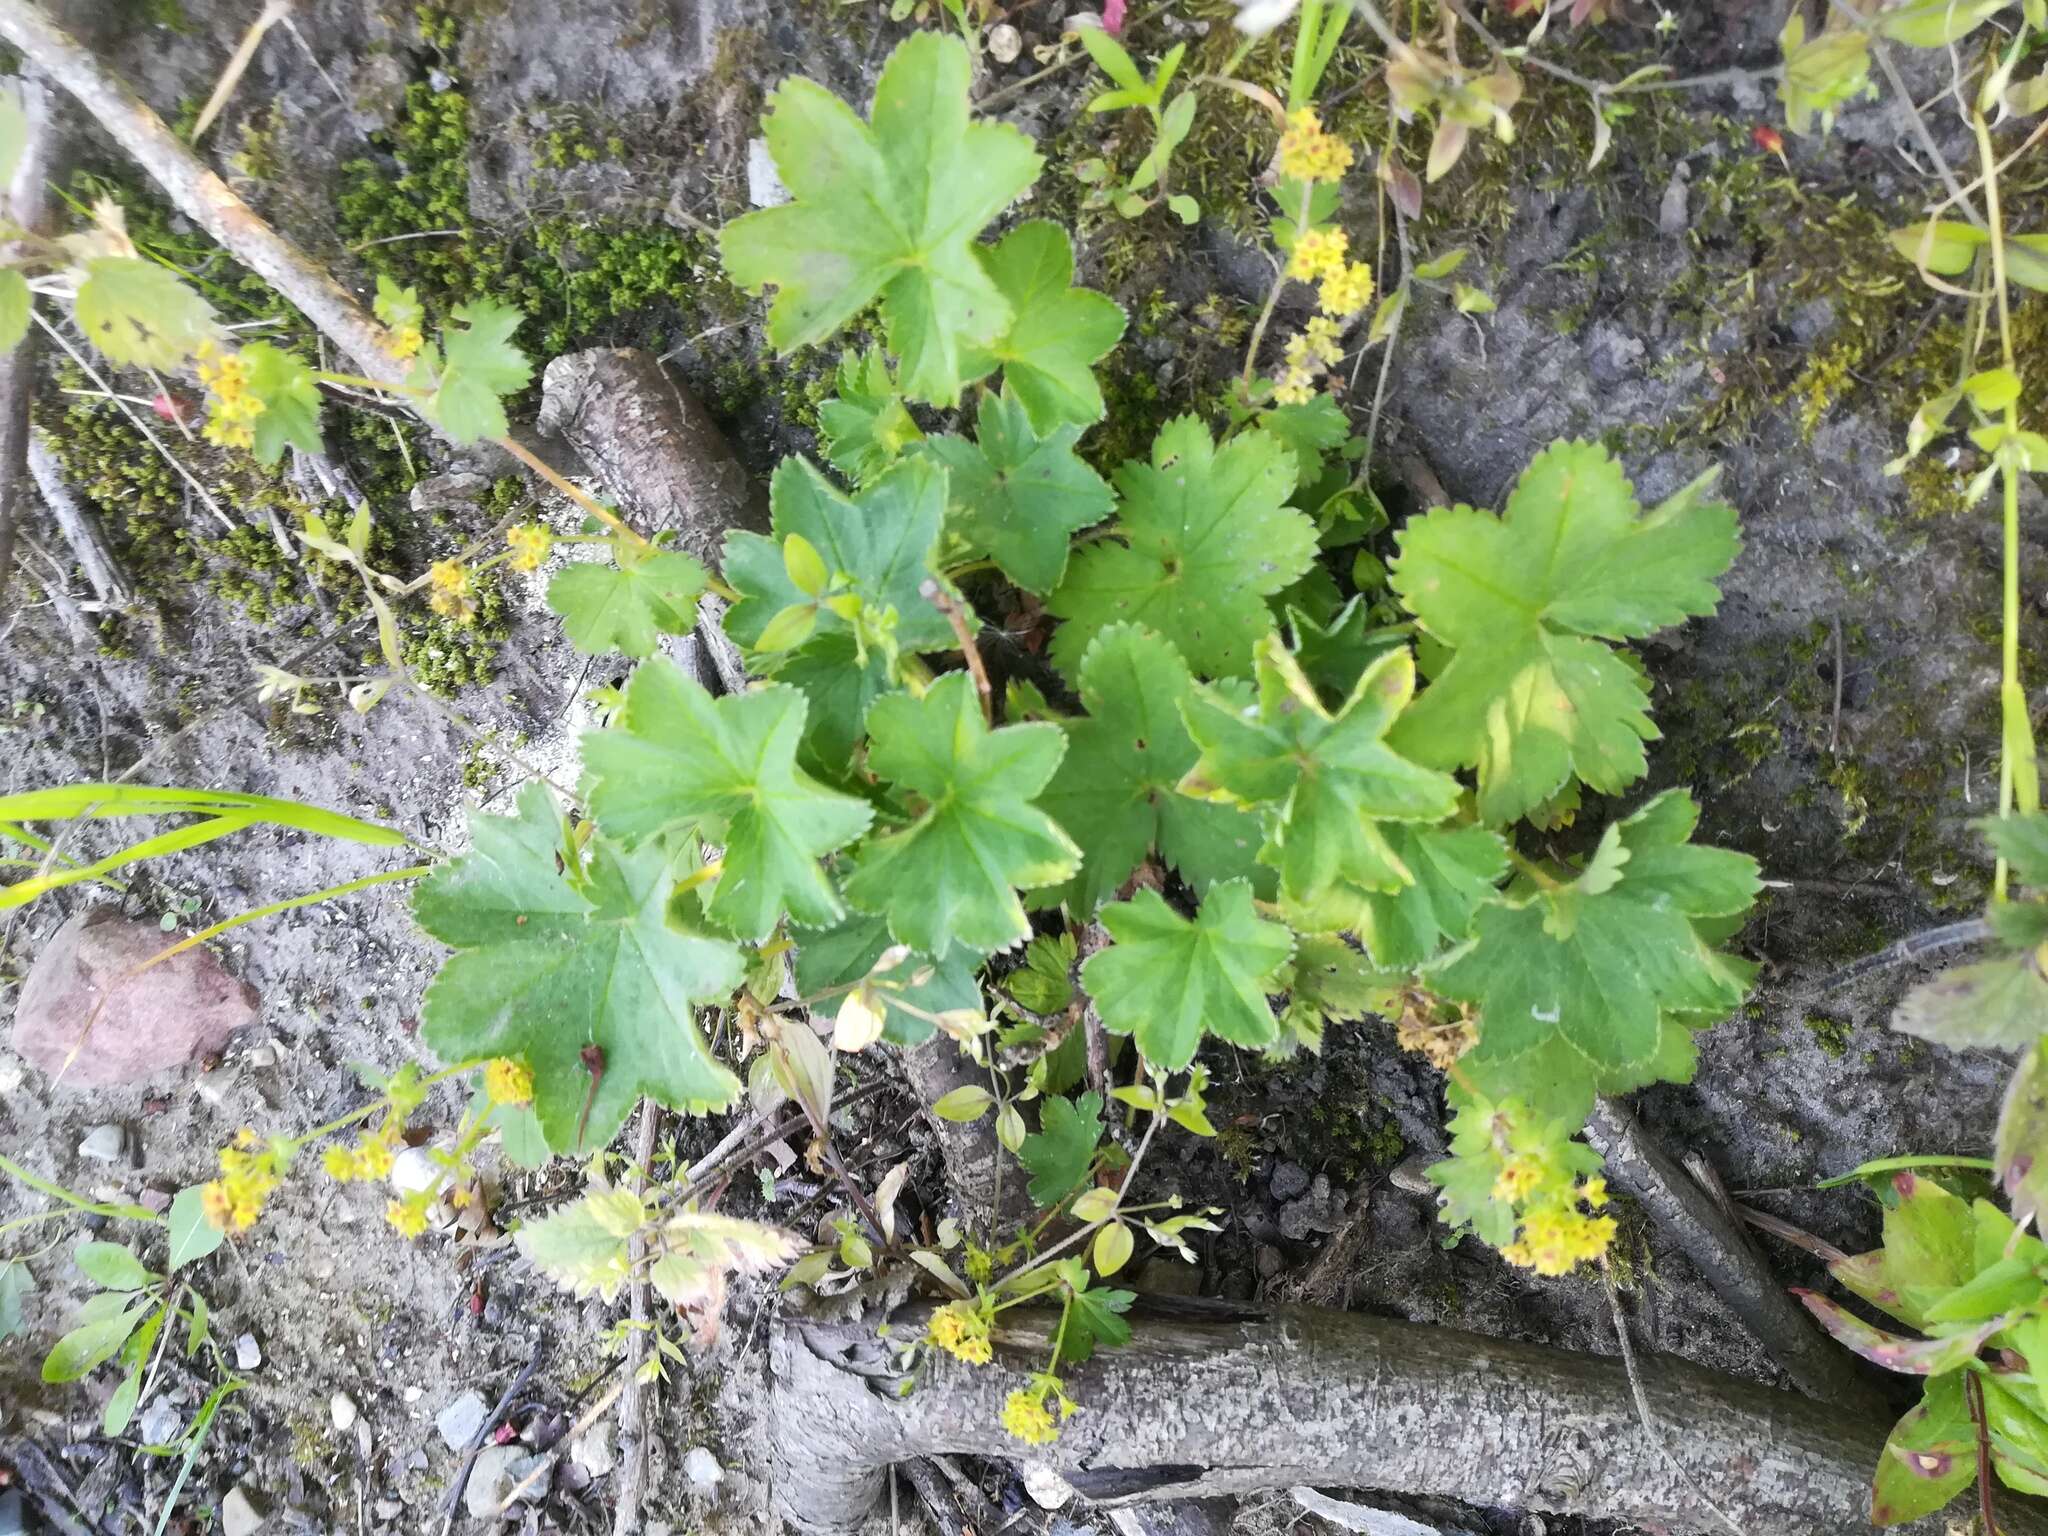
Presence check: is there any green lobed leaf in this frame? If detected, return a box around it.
[1353,822,1510,965]
[75,256,217,372]
[410,299,532,444]
[718,33,1042,405]
[1181,638,1462,907]
[582,661,873,939]
[842,671,1080,959]
[1389,442,1741,824]
[241,342,323,466]
[1019,1090,1104,1206]
[1081,881,1294,1071]
[1894,954,2048,1053]
[817,346,924,484]
[769,632,896,783]
[792,909,981,1047]
[724,455,955,656]
[1049,416,1315,680]
[414,783,745,1152]
[1428,790,1758,1119]
[1060,1277,1135,1365]
[958,221,1126,432]
[1036,624,1264,914]
[516,1193,636,1300]
[1997,1040,2048,1231]
[547,549,711,658]
[925,387,1114,595]
[42,1301,145,1382]
[1984,812,2048,888]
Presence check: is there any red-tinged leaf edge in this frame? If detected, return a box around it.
[1794,1289,2002,1374]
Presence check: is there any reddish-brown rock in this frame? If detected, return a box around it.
[12,907,259,1087]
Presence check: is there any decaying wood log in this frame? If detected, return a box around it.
[536,348,768,571]
[767,1294,2020,1536]
[27,434,127,607]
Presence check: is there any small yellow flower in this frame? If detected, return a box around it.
[1271,370,1316,407]
[200,1181,235,1231]
[385,1196,430,1239]
[505,523,551,573]
[390,324,423,362]
[927,1302,994,1366]
[484,1056,535,1108]
[1490,1155,1545,1204]
[234,1127,261,1150]
[1285,226,1349,283]
[323,1145,361,1182]
[195,341,266,452]
[1580,1176,1609,1209]
[1317,261,1375,318]
[428,559,476,623]
[1277,109,1355,184]
[1001,1387,1061,1446]
[354,1127,398,1180]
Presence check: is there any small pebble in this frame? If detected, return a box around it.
[221,1484,267,1536]
[234,1333,262,1371]
[1269,1160,1310,1202]
[138,1396,182,1446]
[373,1500,403,1521]
[242,1044,277,1069]
[746,137,791,209]
[0,1054,24,1094]
[571,1421,615,1477]
[464,1443,522,1519]
[1023,1463,1075,1509]
[330,1392,358,1433]
[76,1123,126,1163]
[0,1488,22,1536]
[987,22,1022,61]
[683,1446,723,1488]
[436,1389,489,1451]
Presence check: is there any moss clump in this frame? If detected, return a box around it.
[1805,1013,1854,1058]
[401,571,509,694]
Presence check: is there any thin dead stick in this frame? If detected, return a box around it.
[27,432,129,604]
[610,1098,663,1536]
[1601,1262,1749,1536]
[188,0,290,145]
[0,0,406,383]
[922,578,992,723]
[32,312,234,532]
[438,1339,545,1534]
[492,1374,627,1515]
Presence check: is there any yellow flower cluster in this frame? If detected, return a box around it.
[1277,109,1354,184]
[1286,226,1348,284]
[389,323,424,362]
[927,1301,994,1365]
[386,1193,433,1238]
[506,524,551,573]
[428,559,476,622]
[199,1127,283,1232]
[1317,260,1374,318]
[1273,316,1345,405]
[195,339,265,452]
[999,1392,1064,1449]
[484,1056,536,1107]
[1501,1179,1614,1277]
[322,1117,403,1183]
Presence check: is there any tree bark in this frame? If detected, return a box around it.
[536,348,768,572]
[27,434,127,606]
[767,1294,2029,1536]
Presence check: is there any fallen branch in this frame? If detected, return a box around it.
[0,0,404,387]
[27,433,128,606]
[609,1098,663,1536]
[1582,1096,1886,1418]
[0,73,54,615]
[768,1294,2001,1536]
[536,348,768,571]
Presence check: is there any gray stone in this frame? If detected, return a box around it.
[571,1420,614,1477]
[1278,1174,1347,1242]
[1269,1161,1310,1202]
[746,137,790,209]
[137,1395,182,1446]
[76,1123,125,1163]
[1023,1463,1076,1509]
[233,1332,261,1370]
[1388,1154,1437,1197]
[436,1389,489,1451]
[329,1392,358,1433]
[465,1443,522,1519]
[408,470,490,516]
[373,1500,403,1521]
[15,908,257,1088]
[0,1488,21,1536]
[221,1485,267,1536]
[683,1446,723,1488]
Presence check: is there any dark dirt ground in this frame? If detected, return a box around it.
[0,0,2041,1531]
